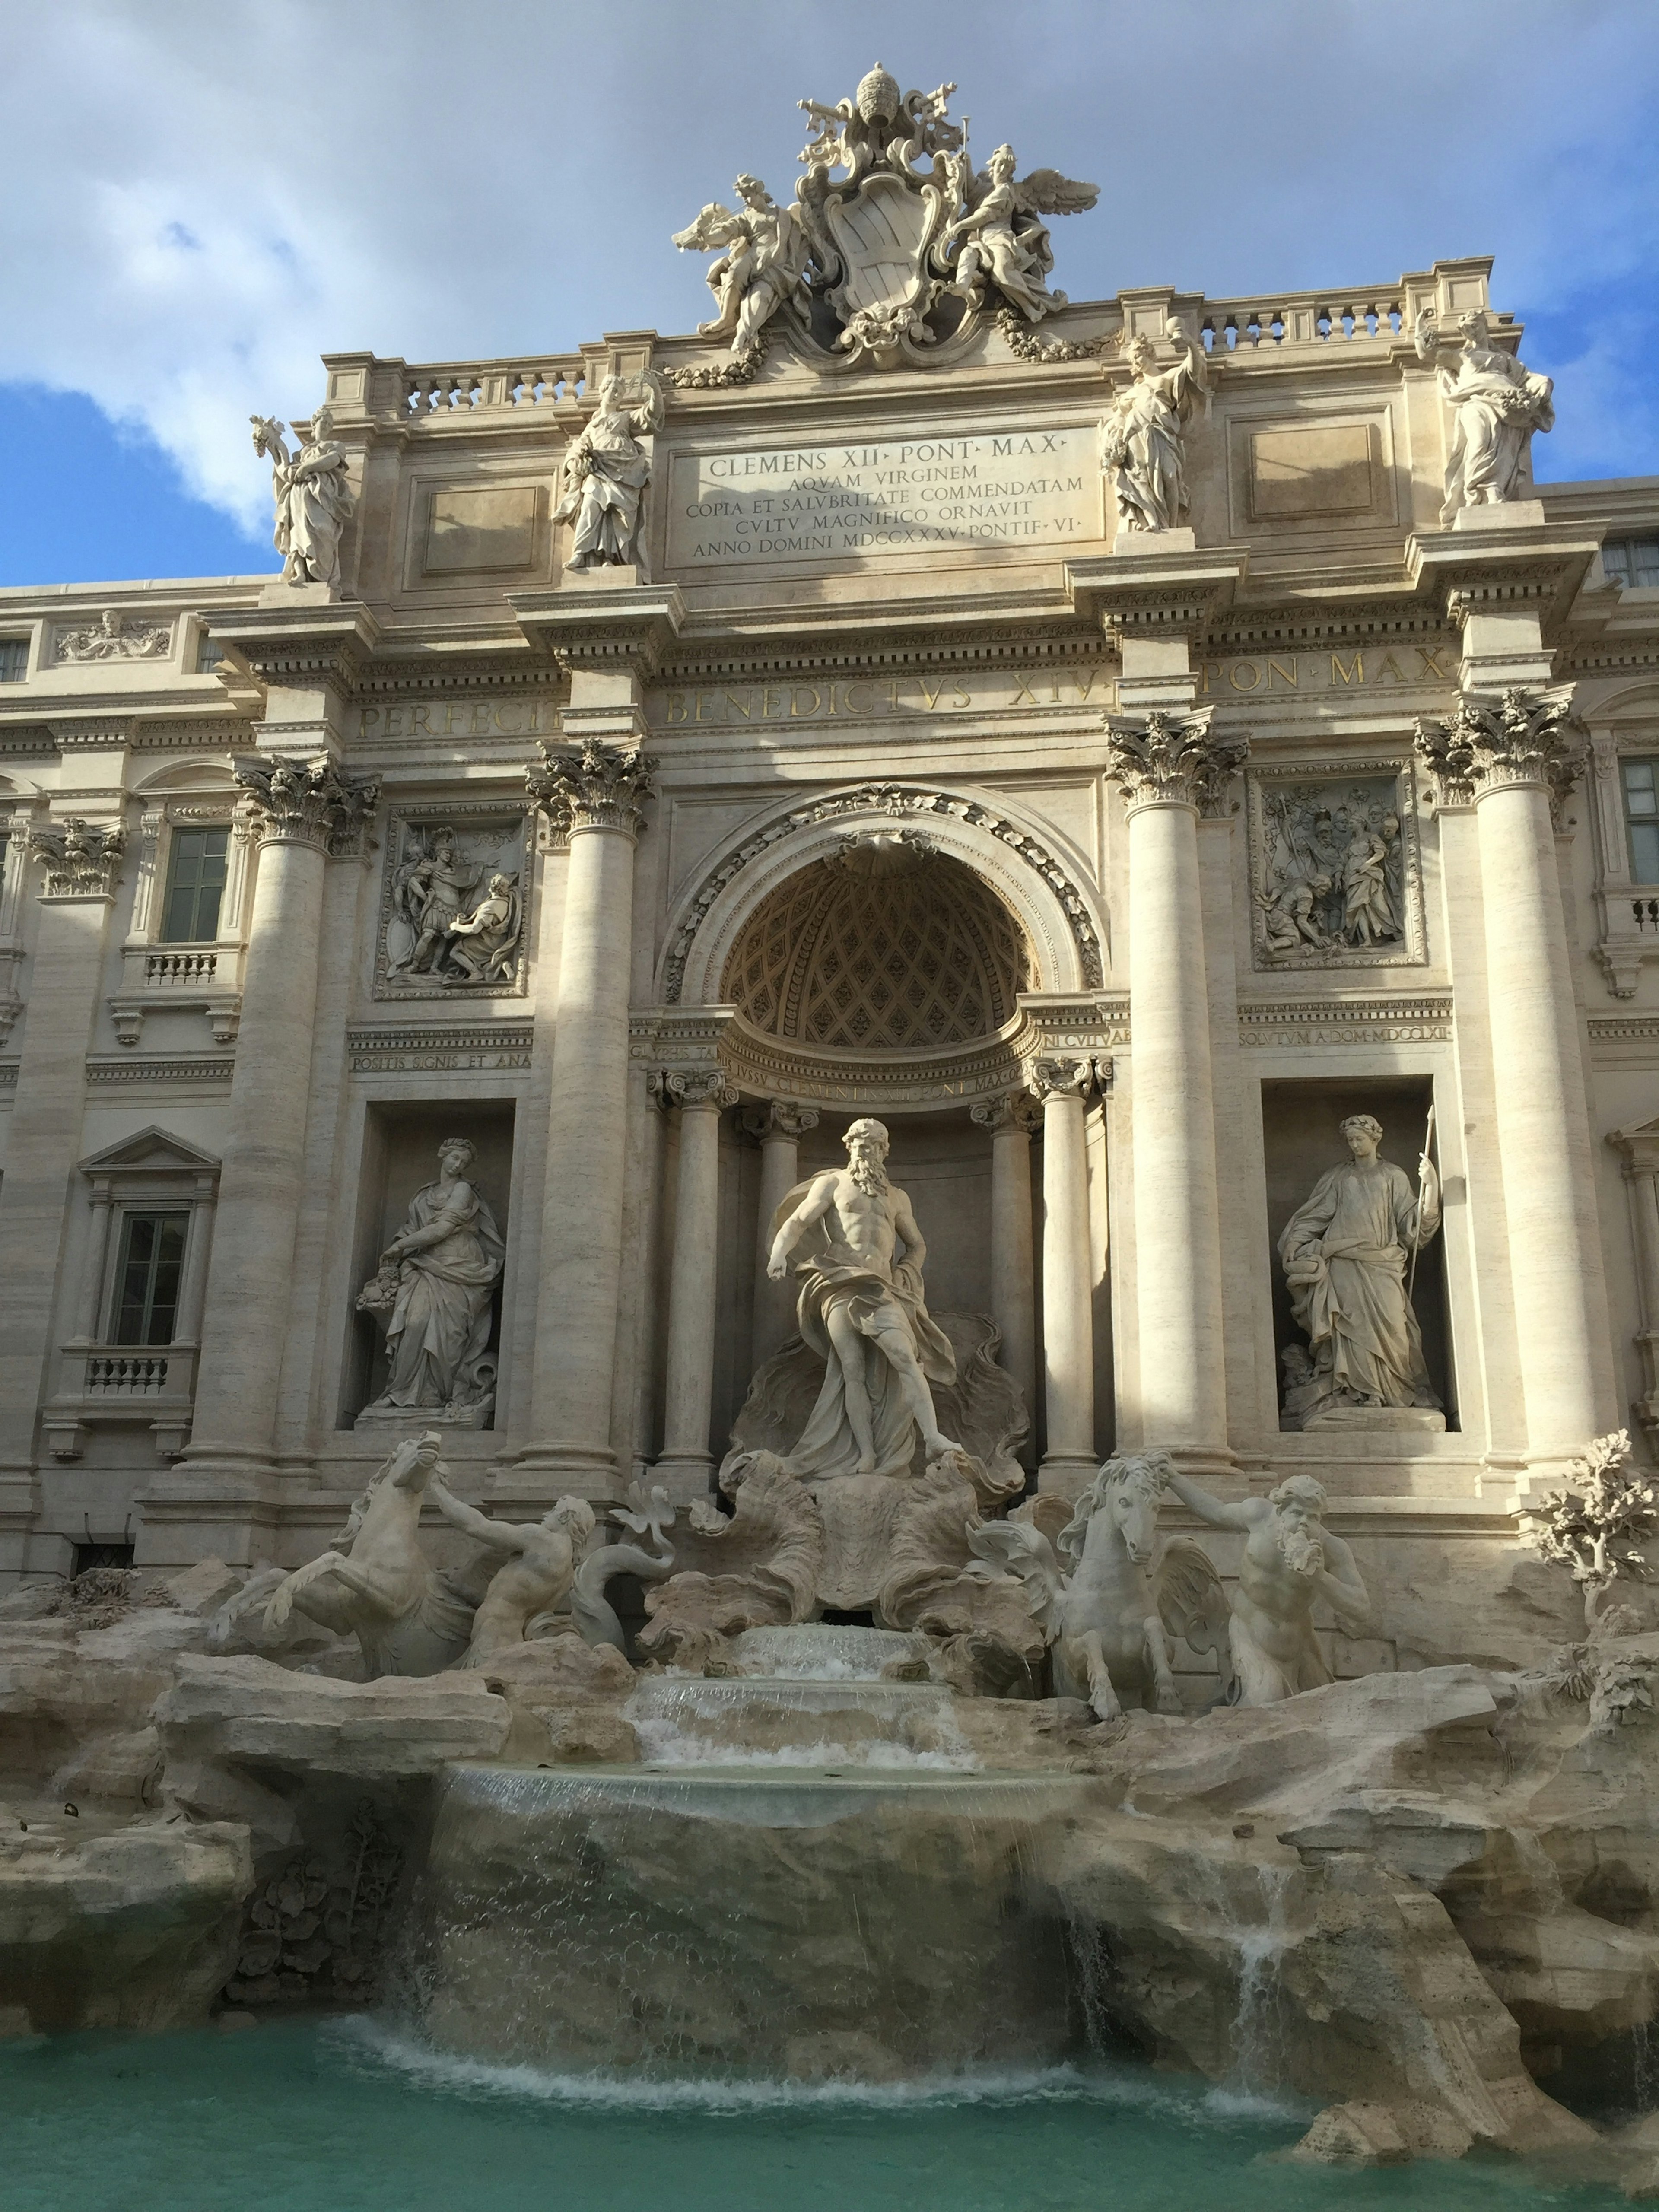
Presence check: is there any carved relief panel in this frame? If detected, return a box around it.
[375,805,531,1001]
[1246,761,1426,971]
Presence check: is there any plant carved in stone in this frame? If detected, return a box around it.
[226,1801,402,2008]
[968,1451,1235,1719]
[1106,707,1249,816]
[28,817,127,898]
[1413,308,1554,525]
[1522,1429,1658,1634]
[526,735,657,838]
[233,753,379,855]
[1414,685,1584,817]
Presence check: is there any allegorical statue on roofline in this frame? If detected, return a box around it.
[671,62,1097,374]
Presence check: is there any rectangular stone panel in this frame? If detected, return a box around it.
[423,486,541,574]
[666,426,1097,569]
[1249,424,1376,520]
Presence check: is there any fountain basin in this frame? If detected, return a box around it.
[407,1761,1102,2080]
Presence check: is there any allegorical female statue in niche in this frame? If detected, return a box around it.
[1277,1112,1442,1429]
[553,371,664,569]
[356,1138,505,1428]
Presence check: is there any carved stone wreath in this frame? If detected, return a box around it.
[662,782,1103,1003]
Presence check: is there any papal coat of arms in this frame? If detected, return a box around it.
[672,61,1097,372]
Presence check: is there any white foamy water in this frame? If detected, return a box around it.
[328,2015,1276,2119]
[629,1718,978,1771]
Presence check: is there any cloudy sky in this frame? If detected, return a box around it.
[2,0,1656,585]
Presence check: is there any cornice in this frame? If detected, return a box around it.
[204,602,382,691]
[510,585,683,682]
[660,620,1106,685]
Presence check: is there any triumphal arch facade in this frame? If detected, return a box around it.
[1,64,1657,1660]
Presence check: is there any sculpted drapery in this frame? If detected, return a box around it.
[364,1140,505,1417]
[1278,1115,1441,1414]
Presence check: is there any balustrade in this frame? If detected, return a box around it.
[400,361,588,416]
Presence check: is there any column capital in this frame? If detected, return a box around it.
[28,815,127,900]
[741,1100,820,1141]
[970,1091,1041,1134]
[1413,683,1584,815]
[1106,707,1249,817]
[527,734,657,840]
[232,753,380,855]
[652,1068,738,1112]
[1027,1055,1102,1100]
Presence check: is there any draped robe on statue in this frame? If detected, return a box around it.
[769,1180,956,1481]
[377,1178,505,1411]
[1277,1158,1440,1409]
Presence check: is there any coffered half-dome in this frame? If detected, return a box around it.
[721,834,1032,1051]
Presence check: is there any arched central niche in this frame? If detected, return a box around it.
[721,835,1032,1052]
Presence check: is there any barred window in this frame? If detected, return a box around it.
[1604,538,1659,590]
[159,825,230,942]
[196,633,226,673]
[0,639,28,682]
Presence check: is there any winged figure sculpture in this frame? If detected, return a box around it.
[940,144,1099,322]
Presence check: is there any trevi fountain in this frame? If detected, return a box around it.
[5,56,1659,2212]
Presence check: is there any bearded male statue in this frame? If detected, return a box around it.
[1163,1468,1371,1705]
[765,1118,962,1480]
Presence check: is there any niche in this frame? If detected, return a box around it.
[340,1100,515,1430]
[1259,1076,1456,1431]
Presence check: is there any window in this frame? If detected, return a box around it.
[1624,759,1659,884]
[110,1211,188,1345]
[196,633,226,674]
[1605,538,1659,590]
[159,824,229,942]
[73,1542,134,1575]
[0,639,27,682]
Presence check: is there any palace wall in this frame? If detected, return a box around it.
[0,251,1656,1675]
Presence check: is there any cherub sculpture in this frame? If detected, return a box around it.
[672,175,807,356]
[969,1452,1233,1720]
[940,143,1098,323]
[251,409,356,587]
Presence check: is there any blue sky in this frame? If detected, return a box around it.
[3,0,1656,587]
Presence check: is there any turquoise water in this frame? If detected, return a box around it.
[0,2016,1634,2212]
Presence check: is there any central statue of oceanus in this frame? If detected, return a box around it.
[765,1117,962,1479]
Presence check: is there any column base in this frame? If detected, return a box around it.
[494,1441,623,1509]
[1037,1452,1099,1503]
[649,1453,717,1507]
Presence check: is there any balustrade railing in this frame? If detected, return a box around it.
[85,1353,169,1394]
[1198,291,1409,353]
[145,949,218,985]
[400,360,588,416]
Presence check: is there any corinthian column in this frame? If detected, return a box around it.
[1417,687,1608,1471]
[0,818,127,1555]
[1107,708,1246,1463]
[971,1091,1039,1453]
[518,737,655,1499]
[175,756,378,1493]
[744,1100,819,1369]
[1030,1057,1098,1496]
[654,1069,739,1500]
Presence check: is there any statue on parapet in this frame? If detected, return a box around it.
[940,143,1097,323]
[1414,306,1554,525]
[764,1117,961,1480]
[553,371,664,569]
[673,176,808,357]
[1100,318,1210,535]
[251,408,356,588]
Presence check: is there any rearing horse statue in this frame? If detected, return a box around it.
[264,1431,476,1677]
[969,1450,1235,1719]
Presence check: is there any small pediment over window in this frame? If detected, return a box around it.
[77,1126,221,1177]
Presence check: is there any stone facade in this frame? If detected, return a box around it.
[0,226,1657,1654]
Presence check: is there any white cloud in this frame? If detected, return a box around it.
[4,0,1657,529]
